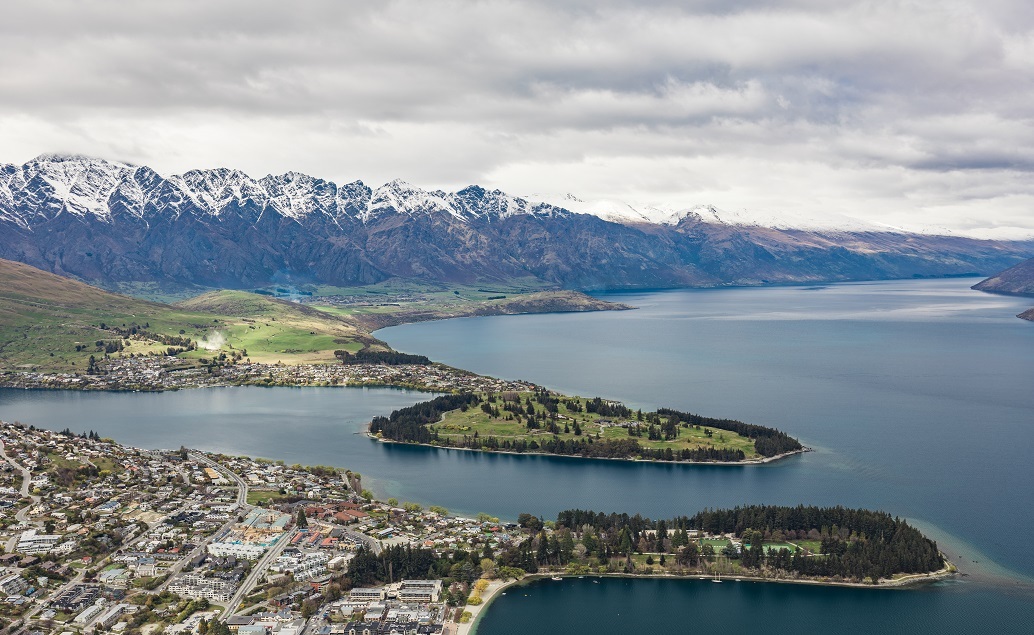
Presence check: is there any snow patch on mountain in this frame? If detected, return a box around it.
[527,193,905,233]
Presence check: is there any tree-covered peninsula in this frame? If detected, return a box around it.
[496,505,946,585]
[368,390,804,463]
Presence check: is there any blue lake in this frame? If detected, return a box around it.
[2,278,1033,631]
[474,576,1034,634]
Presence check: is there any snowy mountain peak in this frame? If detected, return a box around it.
[1,154,140,223]
[364,179,456,222]
[172,167,269,215]
[28,153,135,168]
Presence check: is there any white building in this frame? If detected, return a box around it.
[207,541,267,560]
[94,603,134,630]
[397,579,442,603]
[168,573,235,603]
[349,587,387,602]
[271,552,328,582]
[73,604,106,625]
[16,529,62,554]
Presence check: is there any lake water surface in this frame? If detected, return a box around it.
[2,278,1033,631]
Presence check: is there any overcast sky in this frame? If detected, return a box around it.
[2,0,1033,237]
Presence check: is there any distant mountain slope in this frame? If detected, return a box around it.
[972,256,1034,296]
[2,154,1031,292]
[0,256,160,312]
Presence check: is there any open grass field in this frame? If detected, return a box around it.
[0,259,381,372]
[174,290,379,364]
[246,490,290,506]
[431,392,760,459]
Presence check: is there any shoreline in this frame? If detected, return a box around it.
[367,432,811,466]
[462,563,957,635]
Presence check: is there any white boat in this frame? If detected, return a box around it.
[551,575,562,581]
[712,570,722,583]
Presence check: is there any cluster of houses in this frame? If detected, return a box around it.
[0,419,523,634]
[2,355,537,395]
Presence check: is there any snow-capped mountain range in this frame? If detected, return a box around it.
[2,153,900,233]
[1,154,1030,291]
[0,154,569,230]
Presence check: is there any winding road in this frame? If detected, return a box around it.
[0,438,42,552]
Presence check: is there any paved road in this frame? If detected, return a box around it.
[222,528,298,618]
[190,452,250,508]
[0,439,42,552]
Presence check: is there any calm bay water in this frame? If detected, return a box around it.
[2,278,1033,631]
[474,577,1034,634]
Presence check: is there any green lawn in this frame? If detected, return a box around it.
[246,490,288,506]
[431,392,759,459]
[793,540,823,554]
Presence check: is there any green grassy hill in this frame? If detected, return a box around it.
[174,290,383,363]
[0,259,378,372]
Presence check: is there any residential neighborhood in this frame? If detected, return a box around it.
[0,421,527,634]
[0,358,535,396]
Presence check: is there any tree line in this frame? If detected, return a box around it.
[369,394,482,443]
[549,505,943,582]
[334,349,432,365]
[445,433,745,462]
[656,407,802,457]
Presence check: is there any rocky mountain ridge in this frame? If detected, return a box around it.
[2,154,1031,291]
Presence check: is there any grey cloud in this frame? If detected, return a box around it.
[1,0,1033,235]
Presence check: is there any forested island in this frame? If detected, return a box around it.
[493,505,948,586]
[368,391,805,463]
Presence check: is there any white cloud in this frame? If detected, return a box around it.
[1,0,1033,236]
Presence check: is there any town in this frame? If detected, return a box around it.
[0,422,527,635]
[0,358,535,396]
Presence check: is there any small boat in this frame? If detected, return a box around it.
[712,570,722,583]
[551,575,562,581]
